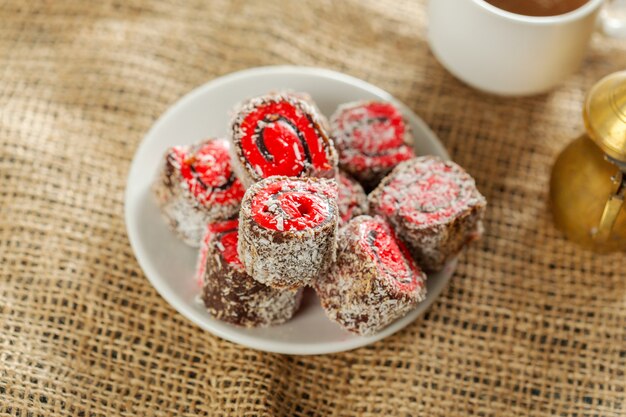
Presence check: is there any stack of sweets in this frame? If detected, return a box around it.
[152,92,487,334]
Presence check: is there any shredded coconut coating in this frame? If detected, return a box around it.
[199,222,302,327]
[238,176,339,289]
[337,171,368,225]
[369,156,487,272]
[330,100,415,190]
[228,93,338,188]
[152,138,242,246]
[315,215,427,336]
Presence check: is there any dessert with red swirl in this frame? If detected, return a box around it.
[229,93,337,187]
[315,215,427,336]
[238,176,339,289]
[369,156,486,273]
[337,171,368,225]
[330,101,415,190]
[273,90,331,131]
[152,138,245,246]
[197,218,302,327]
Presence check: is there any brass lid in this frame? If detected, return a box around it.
[583,71,626,162]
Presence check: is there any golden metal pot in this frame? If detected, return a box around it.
[550,71,626,252]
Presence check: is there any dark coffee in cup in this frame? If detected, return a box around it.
[484,0,589,16]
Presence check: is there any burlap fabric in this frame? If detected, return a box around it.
[1,1,625,415]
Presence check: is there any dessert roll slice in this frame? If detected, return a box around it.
[197,219,302,327]
[315,215,427,336]
[330,101,415,190]
[238,176,339,289]
[152,138,245,246]
[369,156,486,273]
[229,93,338,187]
[337,171,368,225]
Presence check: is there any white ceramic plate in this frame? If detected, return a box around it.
[125,66,455,355]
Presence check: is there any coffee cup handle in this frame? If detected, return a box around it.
[595,171,625,241]
[599,0,626,38]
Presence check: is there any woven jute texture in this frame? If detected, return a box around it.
[1,1,625,415]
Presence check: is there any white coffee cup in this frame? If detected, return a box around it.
[428,0,626,96]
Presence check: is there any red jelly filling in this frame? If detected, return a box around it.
[251,180,331,231]
[335,102,414,170]
[216,229,242,269]
[239,100,332,178]
[358,218,422,293]
[378,163,464,226]
[171,140,245,206]
[208,219,243,269]
[196,219,243,284]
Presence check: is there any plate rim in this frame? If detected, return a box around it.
[124,65,453,355]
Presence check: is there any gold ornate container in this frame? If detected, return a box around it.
[550,71,626,252]
[584,71,626,162]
